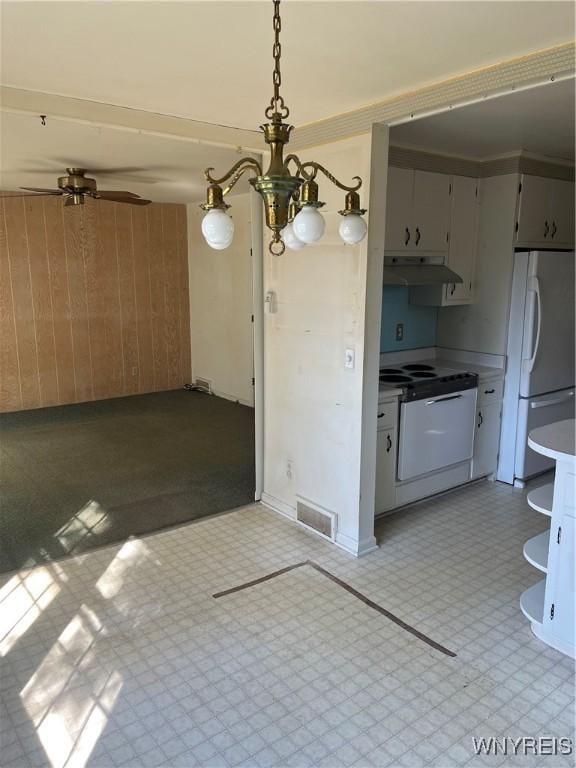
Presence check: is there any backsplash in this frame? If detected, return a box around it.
[380,286,438,352]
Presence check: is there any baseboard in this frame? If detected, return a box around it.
[262,492,378,558]
[335,530,379,558]
[261,492,296,520]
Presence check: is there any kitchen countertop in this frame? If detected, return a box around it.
[528,419,575,463]
[412,358,504,382]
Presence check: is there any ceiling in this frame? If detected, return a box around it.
[0,112,253,203]
[1,1,574,131]
[390,79,576,161]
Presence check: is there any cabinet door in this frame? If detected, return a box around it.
[445,176,479,304]
[375,427,396,514]
[471,402,501,480]
[516,175,552,244]
[549,179,575,247]
[547,513,575,647]
[412,170,451,252]
[385,167,414,251]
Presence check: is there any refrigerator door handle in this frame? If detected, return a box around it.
[530,391,575,409]
[525,276,542,374]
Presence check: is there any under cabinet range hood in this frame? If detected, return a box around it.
[383,256,463,286]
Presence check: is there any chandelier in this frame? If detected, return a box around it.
[200,0,367,256]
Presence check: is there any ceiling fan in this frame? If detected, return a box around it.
[16,168,152,206]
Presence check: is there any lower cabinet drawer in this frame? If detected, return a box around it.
[377,399,398,430]
[477,377,504,405]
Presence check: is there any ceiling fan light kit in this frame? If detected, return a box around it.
[200,0,367,256]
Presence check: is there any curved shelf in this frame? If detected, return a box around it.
[520,580,545,626]
[523,531,549,573]
[527,483,554,516]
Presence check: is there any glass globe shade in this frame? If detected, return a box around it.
[201,209,234,250]
[282,223,306,251]
[339,214,368,245]
[293,206,326,244]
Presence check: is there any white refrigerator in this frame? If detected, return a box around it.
[497,250,575,486]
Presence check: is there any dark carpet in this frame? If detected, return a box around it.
[0,390,255,573]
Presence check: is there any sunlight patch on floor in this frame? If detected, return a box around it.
[95,538,153,599]
[0,565,63,656]
[55,500,110,554]
[20,604,123,768]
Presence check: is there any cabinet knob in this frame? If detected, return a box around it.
[415,227,421,246]
[404,227,411,246]
[386,434,392,452]
[544,220,549,238]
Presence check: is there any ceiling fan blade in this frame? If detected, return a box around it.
[20,187,63,195]
[114,197,152,206]
[96,190,139,198]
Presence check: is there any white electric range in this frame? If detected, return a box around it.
[379,362,478,481]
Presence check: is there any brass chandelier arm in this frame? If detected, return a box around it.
[222,164,262,197]
[204,157,263,186]
[283,154,313,181]
[301,162,363,193]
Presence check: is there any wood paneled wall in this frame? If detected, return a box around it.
[0,196,191,412]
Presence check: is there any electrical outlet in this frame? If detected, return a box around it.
[395,323,404,342]
[286,459,294,480]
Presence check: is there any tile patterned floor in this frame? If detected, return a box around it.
[1,479,574,767]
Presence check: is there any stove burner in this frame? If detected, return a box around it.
[402,364,435,371]
[411,371,437,378]
[380,374,413,383]
[380,368,403,374]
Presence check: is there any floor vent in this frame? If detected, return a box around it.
[296,498,337,541]
[194,377,212,394]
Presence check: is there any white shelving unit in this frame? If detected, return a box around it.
[526,482,554,516]
[523,531,549,573]
[520,420,575,659]
[520,580,545,625]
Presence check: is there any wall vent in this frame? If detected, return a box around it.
[194,377,212,394]
[296,498,337,541]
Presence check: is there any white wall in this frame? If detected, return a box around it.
[187,193,254,406]
[437,174,518,355]
[262,130,388,556]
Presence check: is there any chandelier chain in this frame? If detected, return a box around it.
[265,0,289,121]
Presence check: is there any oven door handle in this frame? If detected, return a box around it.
[425,394,463,405]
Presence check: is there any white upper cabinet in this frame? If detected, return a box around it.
[550,179,575,247]
[445,175,479,305]
[516,175,575,247]
[412,171,451,252]
[409,174,479,307]
[385,167,413,250]
[385,168,450,254]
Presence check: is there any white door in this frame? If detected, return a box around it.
[375,427,396,513]
[516,175,551,244]
[471,402,501,479]
[446,176,479,304]
[520,251,575,397]
[385,167,414,251]
[549,180,575,247]
[411,171,451,252]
